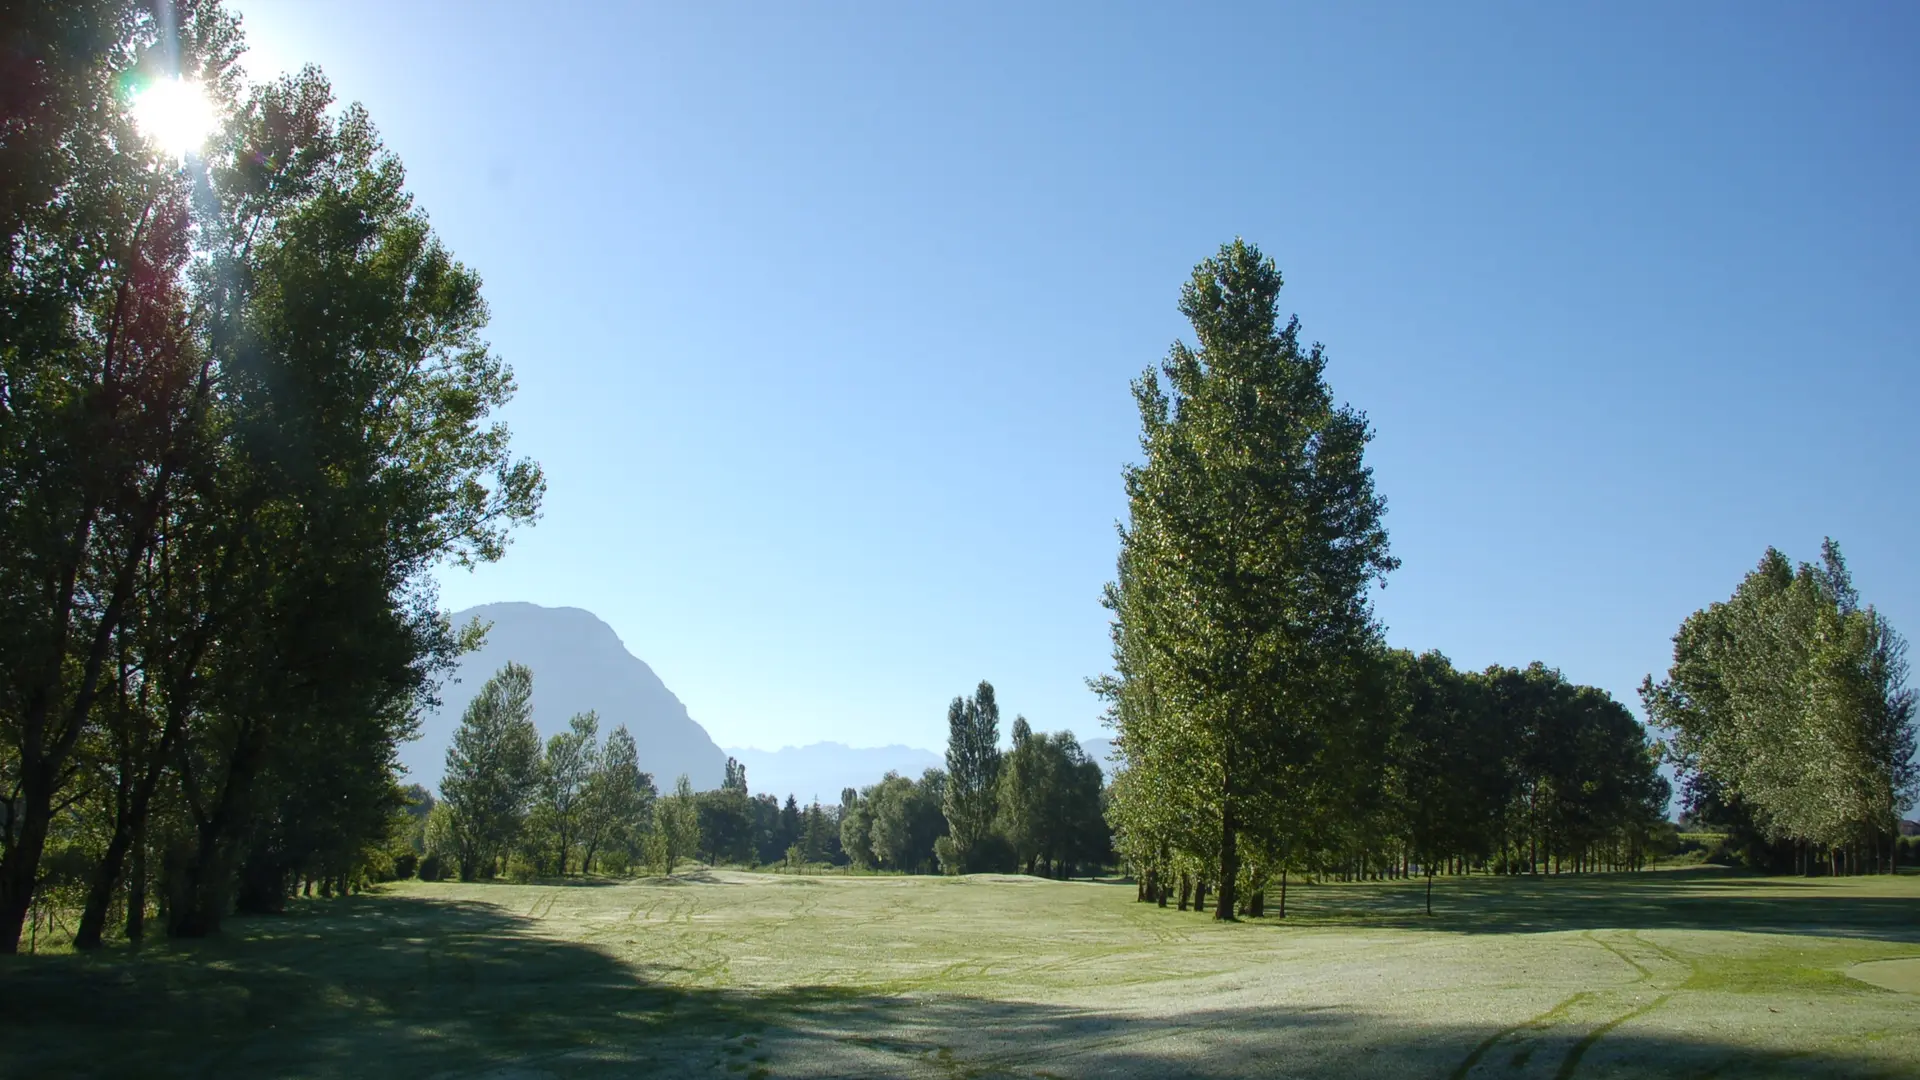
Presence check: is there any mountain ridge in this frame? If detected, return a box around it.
[404,602,727,791]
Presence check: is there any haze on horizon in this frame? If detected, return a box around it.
[232,1,1920,754]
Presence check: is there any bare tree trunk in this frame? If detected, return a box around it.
[126,816,149,942]
[1215,797,1239,922]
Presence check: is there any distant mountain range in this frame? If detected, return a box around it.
[722,743,944,803]
[726,735,1119,804]
[402,601,1123,799]
[403,603,727,791]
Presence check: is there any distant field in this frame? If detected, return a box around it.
[3,868,1917,1078]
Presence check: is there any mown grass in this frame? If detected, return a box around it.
[2,867,1916,1078]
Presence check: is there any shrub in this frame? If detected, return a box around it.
[392,852,419,880]
[418,853,446,882]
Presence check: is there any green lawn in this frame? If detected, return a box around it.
[3,868,1917,1078]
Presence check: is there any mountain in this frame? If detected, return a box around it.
[403,602,727,792]
[722,743,944,803]
[1079,736,1117,775]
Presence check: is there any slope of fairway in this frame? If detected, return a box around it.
[3,868,1916,1078]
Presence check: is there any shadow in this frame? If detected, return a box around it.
[1231,866,1920,943]
[518,875,625,888]
[0,881,1912,1079]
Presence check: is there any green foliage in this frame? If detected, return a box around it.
[940,683,1004,873]
[440,664,542,881]
[997,721,1108,877]
[650,775,700,875]
[535,711,599,874]
[576,724,655,874]
[1645,541,1918,865]
[1100,240,1396,919]
[696,788,755,866]
[0,2,540,950]
[866,771,948,873]
[839,792,876,869]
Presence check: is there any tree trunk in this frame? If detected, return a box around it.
[164,829,232,937]
[0,764,58,954]
[1215,785,1239,922]
[75,719,180,949]
[1426,868,1435,916]
[1278,868,1287,918]
[126,821,148,942]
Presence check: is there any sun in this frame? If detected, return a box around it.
[130,78,218,159]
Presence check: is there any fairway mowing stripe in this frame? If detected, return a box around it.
[1550,994,1673,1080]
[1445,991,1594,1080]
[1586,932,1653,982]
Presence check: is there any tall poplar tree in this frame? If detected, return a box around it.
[1104,240,1396,919]
[940,681,1004,872]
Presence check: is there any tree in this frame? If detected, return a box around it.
[839,790,875,869]
[1101,240,1396,920]
[997,722,1108,878]
[1390,651,1511,909]
[870,770,947,873]
[579,724,654,874]
[696,786,754,866]
[940,682,1005,873]
[1,7,541,949]
[1646,541,1918,872]
[649,775,700,875]
[536,712,599,875]
[439,665,541,881]
[781,795,803,857]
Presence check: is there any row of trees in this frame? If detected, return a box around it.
[1644,541,1917,875]
[836,682,1111,877]
[429,664,857,879]
[1096,241,1669,920]
[0,3,540,951]
[433,664,655,880]
[427,669,1114,881]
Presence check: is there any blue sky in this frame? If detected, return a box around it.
[231,2,1918,755]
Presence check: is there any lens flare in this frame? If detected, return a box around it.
[130,78,217,159]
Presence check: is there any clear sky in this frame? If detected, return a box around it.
[229,2,1918,755]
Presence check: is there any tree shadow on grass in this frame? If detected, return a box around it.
[1247,867,1920,943]
[0,890,1910,1079]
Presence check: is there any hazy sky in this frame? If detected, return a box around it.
[230,2,1917,755]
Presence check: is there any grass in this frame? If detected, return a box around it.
[2,867,1917,1078]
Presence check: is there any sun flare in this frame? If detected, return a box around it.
[129,78,217,159]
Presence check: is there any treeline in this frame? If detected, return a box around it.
[1644,541,1917,875]
[1107,645,1671,917]
[0,5,540,952]
[1097,242,1669,920]
[838,686,1110,877]
[1095,240,1914,920]
[414,671,1114,881]
[421,664,848,879]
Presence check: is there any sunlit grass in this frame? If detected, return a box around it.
[3,868,1916,1078]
